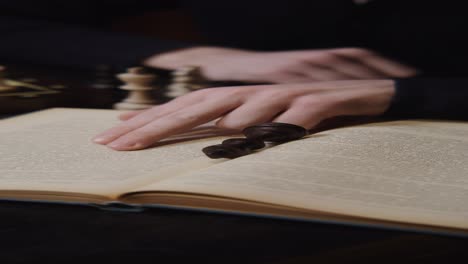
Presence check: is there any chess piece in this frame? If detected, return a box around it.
[92,64,116,89]
[242,122,308,143]
[166,65,207,98]
[0,65,15,92]
[202,138,265,159]
[202,122,308,159]
[114,67,159,110]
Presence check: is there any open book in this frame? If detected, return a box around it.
[1,108,468,234]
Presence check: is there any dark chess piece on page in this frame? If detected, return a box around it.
[243,123,308,143]
[202,122,308,159]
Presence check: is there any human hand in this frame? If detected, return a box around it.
[144,47,418,83]
[93,80,395,151]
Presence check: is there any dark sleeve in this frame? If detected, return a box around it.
[0,0,192,70]
[383,78,468,121]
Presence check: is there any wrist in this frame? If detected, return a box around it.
[362,80,396,116]
[335,80,396,117]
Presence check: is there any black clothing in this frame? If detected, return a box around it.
[1,0,467,120]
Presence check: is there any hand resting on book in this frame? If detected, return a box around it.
[93,80,395,151]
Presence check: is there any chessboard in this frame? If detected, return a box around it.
[0,64,138,116]
[0,78,62,97]
[0,63,248,117]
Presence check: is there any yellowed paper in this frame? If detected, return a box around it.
[135,120,468,230]
[0,108,229,198]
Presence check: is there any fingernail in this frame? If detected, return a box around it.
[107,141,143,150]
[93,135,112,144]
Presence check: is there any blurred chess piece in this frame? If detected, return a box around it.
[113,67,159,110]
[166,66,207,98]
[91,64,116,89]
[0,65,15,92]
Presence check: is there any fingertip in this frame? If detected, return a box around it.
[92,137,106,144]
[118,116,130,121]
[118,113,135,121]
[106,141,145,151]
[118,110,143,121]
[93,135,114,145]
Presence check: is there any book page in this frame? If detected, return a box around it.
[133,120,468,230]
[0,108,230,199]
